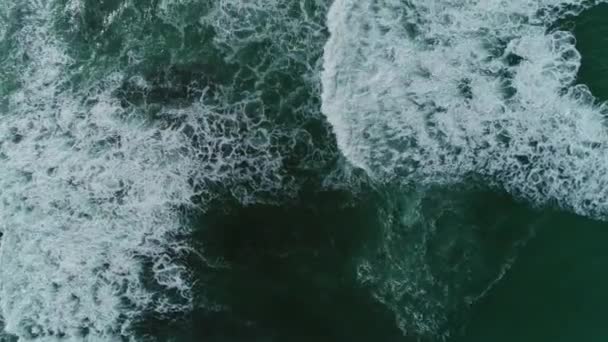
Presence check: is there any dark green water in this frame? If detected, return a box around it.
[458,213,608,341]
[2,1,608,341]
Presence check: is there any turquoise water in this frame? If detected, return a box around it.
[1,1,608,341]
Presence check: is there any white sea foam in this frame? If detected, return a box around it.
[0,3,195,340]
[322,0,608,218]
[0,1,287,340]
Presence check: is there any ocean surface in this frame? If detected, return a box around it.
[1,1,608,341]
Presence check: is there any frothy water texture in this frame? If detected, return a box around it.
[322,0,608,218]
[0,0,330,340]
[1,2,200,339]
[2,0,608,340]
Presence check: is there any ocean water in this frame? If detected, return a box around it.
[1,1,608,341]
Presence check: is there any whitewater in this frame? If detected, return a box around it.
[322,0,608,218]
[0,0,308,340]
[1,0,607,341]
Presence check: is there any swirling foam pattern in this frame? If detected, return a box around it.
[322,0,608,218]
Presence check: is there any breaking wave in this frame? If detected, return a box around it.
[322,0,608,218]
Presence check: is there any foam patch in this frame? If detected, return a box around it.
[322,0,608,218]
